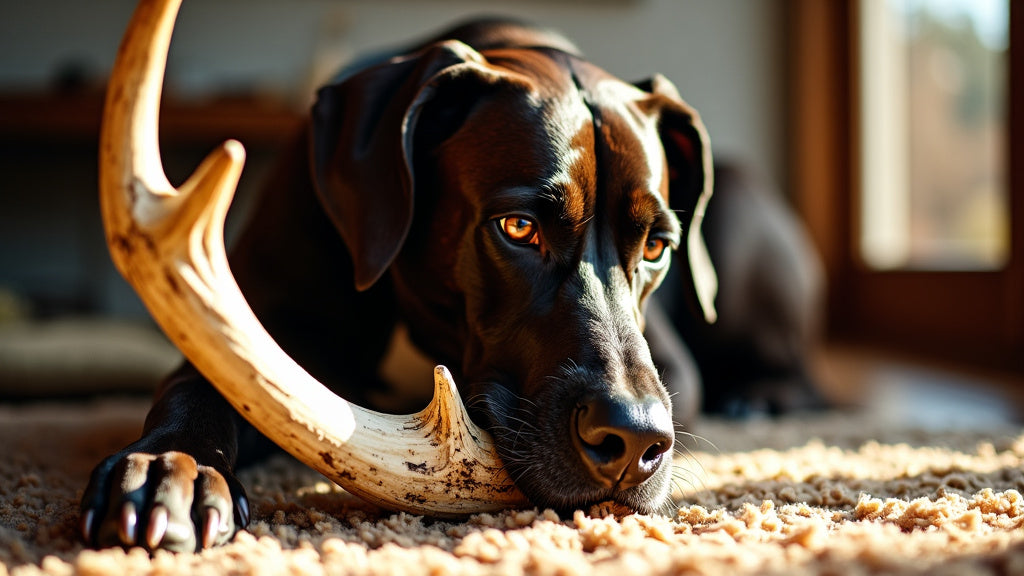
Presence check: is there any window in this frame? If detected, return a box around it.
[788,0,1022,372]
[859,0,1008,271]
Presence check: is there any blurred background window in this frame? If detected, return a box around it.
[859,0,1008,271]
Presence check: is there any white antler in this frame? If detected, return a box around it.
[99,0,527,516]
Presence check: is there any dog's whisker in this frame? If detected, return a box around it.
[673,424,719,455]
[672,463,700,492]
[669,460,707,495]
[506,393,540,410]
[671,445,709,489]
[657,482,682,516]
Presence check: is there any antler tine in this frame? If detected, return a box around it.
[100,0,527,516]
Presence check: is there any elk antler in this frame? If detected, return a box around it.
[99,0,527,516]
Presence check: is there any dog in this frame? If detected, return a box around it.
[81,18,823,552]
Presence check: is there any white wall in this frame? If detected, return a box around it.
[0,0,786,187]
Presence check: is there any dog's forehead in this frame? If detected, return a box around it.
[474,49,596,213]
[464,51,670,225]
[482,49,593,149]
[587,78,669,203]
[569,66,678,246]
[542,95,594,225]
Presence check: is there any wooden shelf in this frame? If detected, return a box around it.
[0,91,305,146]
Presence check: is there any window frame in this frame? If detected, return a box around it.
[786,0,1024,372]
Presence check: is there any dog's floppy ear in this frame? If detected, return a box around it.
[311,40,488,291]
[637,74,718,323]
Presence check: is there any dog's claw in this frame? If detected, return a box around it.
[146,506,169,549]
[201,508,220,549]
[83,447,248,551]
[118,502,138,546]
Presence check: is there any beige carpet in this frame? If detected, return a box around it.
[3,397,1024,576]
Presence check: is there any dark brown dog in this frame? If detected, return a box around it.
[81,18,820,552]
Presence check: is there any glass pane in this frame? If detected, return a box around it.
[859,0,1008,270]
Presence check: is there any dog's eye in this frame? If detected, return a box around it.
[498,216,539,246]
[643,237,669,263]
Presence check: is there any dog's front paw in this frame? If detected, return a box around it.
[80,450,250,552]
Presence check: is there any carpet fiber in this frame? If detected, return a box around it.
[3,397,1024,575]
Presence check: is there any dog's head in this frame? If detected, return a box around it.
[311,26,714,514]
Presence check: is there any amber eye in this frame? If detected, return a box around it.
[643,237,669,262]
[498,216,539,245]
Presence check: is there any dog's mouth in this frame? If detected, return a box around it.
[466,379,674,515]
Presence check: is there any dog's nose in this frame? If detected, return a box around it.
[574,395,674,490]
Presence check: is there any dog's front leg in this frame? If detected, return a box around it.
[80,364,252,552]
